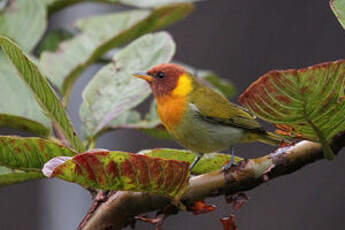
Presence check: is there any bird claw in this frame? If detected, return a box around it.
[222,161,236,171]
[222,146,237,171]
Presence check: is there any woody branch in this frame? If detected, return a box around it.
[78,133,345,230]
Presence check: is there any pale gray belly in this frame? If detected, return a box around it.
[172,114,244,153]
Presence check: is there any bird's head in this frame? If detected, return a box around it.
[133,63,193,98]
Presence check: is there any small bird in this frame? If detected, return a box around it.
[133,63,283,170]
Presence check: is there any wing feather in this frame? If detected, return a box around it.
[188,80,261,130]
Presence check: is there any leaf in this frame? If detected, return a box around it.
[0,136,76,171]
[43,0,197,13]
[0,55,51,136]
[0,36,85,152]
[37,29,73,55]
[39,4,194,105]
[0,136,76,187]
[80,32,176,137]
[0,114,50,137]
[239,60,345,160]
[43,150,190,199]
[330,0,345,30]
[0,0,9,11]
[0,0,51,135]
[0,0,47,52]
[119,0,199,8]
[42,0,119,14]
[139,148,243,175]
[0,166,43,187]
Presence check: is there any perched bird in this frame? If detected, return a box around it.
[133,63,283,170]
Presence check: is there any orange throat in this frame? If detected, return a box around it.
[156,94,186,131]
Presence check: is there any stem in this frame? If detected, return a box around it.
[79,132,345,230]
[52,122,69,147]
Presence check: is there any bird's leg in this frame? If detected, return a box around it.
[189,155,201,171]
[223,146,236,171]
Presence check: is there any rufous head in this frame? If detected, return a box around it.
[133,63,189,97]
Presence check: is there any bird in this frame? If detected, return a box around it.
[133,63,283,171]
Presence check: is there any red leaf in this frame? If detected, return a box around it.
[189,200,216,215]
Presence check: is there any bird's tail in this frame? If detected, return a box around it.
[257,131,286,146]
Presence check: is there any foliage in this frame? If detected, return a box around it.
[0,0,233,198]
[140,148,243,175]
[0,36,84,152]
[80,32,176,138]
[0,0,344,223]
[330,0,345,29]
[44,150,190,199]
[0,136,76,186]
[39,4,194,105]
[240,60,345,160]
[0,0,51,136]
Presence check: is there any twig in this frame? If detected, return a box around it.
[79,133,345,230]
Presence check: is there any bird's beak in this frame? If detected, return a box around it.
[132,72,153,82]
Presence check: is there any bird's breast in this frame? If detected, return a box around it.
[156,95,187,131]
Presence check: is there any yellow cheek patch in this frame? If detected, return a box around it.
[172,73,193,97]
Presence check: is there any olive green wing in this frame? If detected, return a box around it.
[189,83,261,130]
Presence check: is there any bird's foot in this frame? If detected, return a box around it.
[189,155,201,171]
[222,160,237,171]
[222,147,237,171]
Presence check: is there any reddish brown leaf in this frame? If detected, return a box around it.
[43,150,190,199]
[189,200,216,215]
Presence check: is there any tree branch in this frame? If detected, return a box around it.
[79,133,345,230]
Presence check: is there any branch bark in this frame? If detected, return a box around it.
[79,133,345,230]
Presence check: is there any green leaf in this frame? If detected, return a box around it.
[0,166,43,187]
[0,114,50,137]
[0,0,9,11]
[43,0,197,14]
[41,0,119,14]
[0,0,47,52]
[39,4,194,105]
[0,136,76,187]
[239,60,345,160]
[0,36,85,152]
[80,32,176,137]
[139,148,243,175]
[0,55,51,136]
[43,150,190,199]
[0,136,76,171]
[119,0,198,8]
[0,0,50,135]
[330,0,345,30]
[37,29,73,55]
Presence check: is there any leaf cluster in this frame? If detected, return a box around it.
[0,0,344,208]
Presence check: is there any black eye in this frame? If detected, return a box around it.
[156,71,166,79]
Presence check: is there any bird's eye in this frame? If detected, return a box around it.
[156,71,166,79]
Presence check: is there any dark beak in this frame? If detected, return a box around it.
[132,72,153,82]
